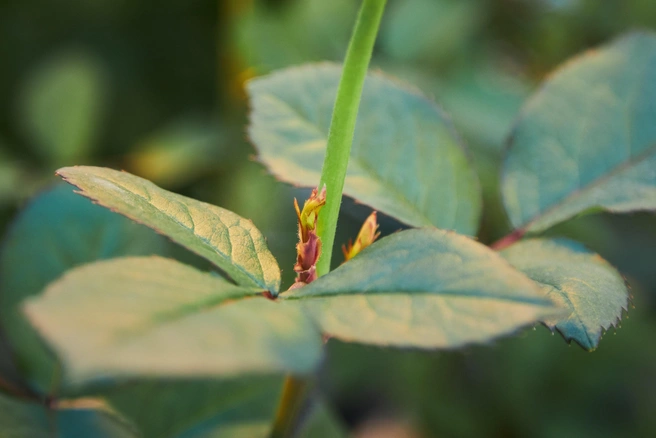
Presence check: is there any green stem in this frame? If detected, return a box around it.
[270,2,386,436]
[269,376,309,438]
[316,0,387,277]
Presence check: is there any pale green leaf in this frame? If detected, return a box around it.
[23,257,322,384]
[285,229,559,348]
[502,32,656,233]
[248,64,481,235]
[18,51,106,166]
[57,166,281,293]
[0,183,167,389]
[502,238,629,350]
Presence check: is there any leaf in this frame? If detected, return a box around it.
[0,393,137,438]
[57,166,281,293]
[501,238,629,350]
[56,398,139,438]
[0,393,48,438]
[502,32,656,233]
[0,183,168,389]
[23,257,322,384]
[18,50,106,166]
[98,376,283,438]
[285,229,559,348]
[248,63,481,235]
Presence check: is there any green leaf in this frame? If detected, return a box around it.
[502,32,656,233]
[18,50,106,166]
[57,166,281,293]
[0,393,137,438]
[285,229,559,348]
[501,238,629,350]
[0,393,48,437]
[98,377,283,438]
[56,399,138,438]
[0,183,167,389]
[248,64,481,235]
[23,257,322,384]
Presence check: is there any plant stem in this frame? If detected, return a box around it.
[316,0,387,277]
[269,376,309,438]
[271,2,386,436]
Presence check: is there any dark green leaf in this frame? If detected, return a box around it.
[502,238,629,350]
[57,166,281,293]
[18,51,106,166]
[285,229,559,348]
[98,377,283,438]
[502,32,656,233]
[0,183,167,389]
[248,64,481,235]
[0,393,48,437]
[0,393,136,438]
[24,257,322,384]
[56,398,138,438]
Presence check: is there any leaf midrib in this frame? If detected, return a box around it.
[61,171,271,291]
[112,292,260,344]
[285,289,554,307]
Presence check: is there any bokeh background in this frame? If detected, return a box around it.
[1,0,656,436]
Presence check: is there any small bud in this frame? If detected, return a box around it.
[342,211,380,262]
[294,186,326,241]
[292,186,326,288]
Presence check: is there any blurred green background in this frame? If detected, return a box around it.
[1,0,655,436]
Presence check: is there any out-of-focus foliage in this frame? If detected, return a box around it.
[18,50,107,167]
[1,0,656,437]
